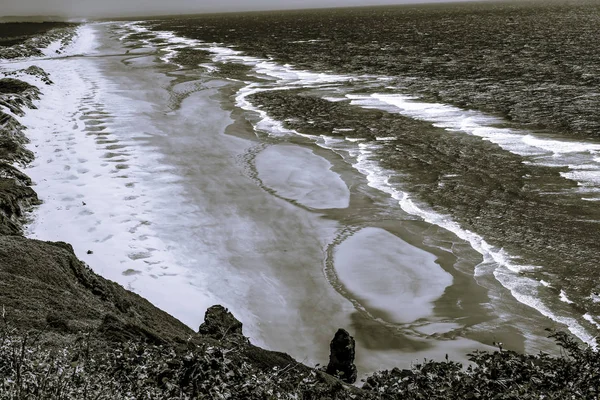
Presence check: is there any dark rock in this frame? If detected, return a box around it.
[0,78,37,95]
[0,162,32,186]
[242,344,299,371]
[0,110,25,139]
[48,241,75,254]
[0,81,40,117]
[326,328,357,384]
[0,135,34,166]
[1,112,35,167]
[0,26,76,61]
[23,65,53,85]
[87,250,93,254]
[198,305,243,338]
[0,177,38,235]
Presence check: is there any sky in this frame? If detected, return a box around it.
[0,0,483,18]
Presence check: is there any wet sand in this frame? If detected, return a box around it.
[334,227,453,324]
[255,144,350,209]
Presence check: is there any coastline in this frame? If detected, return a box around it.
[2,19,568,382]
[148,12,600,347]
[1,8,600,398]
[0,24,368,400]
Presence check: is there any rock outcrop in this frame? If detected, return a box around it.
[0,73,194,341]
[198,305,244,338]
[0,25,77,60]
[0,78,41,116]
[0,178,38,235]
[326,328,358,384]
[0,74,46,236]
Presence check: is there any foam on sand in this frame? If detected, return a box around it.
[308,136,599,346]
[255,144,350,209]
[333,227,453,324]
[43,24,99,58]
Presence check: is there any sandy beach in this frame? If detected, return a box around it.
[12,21,564,380]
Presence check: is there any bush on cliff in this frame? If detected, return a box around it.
[2,317,599,400]
[0,324,351,399]
[364,329,600,399]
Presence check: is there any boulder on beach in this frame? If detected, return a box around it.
[326,328,358,384]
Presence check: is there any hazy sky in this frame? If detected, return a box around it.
[1,0,481,18]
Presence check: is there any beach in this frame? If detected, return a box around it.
[5,20,573,380]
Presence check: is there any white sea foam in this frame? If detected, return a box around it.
[69,25,101,56]
[494,271,598,346]
[41,39,64,57]
[346,93,600,196]
[201,44,354,134]
[334,138,598,345]
[332,128,354,132]
[323,96,347,102]
[583,314,600,331]
[200,64,217,72]
[126,24,352,140]
[207,35,600,345]
[127,23,600,198]
[561,169,600,188]
[40,24,99,58]
[159,44,180,64]
[235,85,302,137]
[289,39,328,44]
[560,290,575,304]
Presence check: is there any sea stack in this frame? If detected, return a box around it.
[326,328,357,384]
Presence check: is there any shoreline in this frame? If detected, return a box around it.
[157,11,600,347]
[211,70,560,364]
[3,20,567,381]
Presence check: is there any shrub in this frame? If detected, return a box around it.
[363,329,600,399]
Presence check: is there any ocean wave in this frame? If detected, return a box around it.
[346,93,600,199]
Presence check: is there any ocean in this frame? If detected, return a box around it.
[1,0,599,377]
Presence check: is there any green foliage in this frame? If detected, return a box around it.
[2,318,599,400]
[363,329,600,399]
[0,323,349,399]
